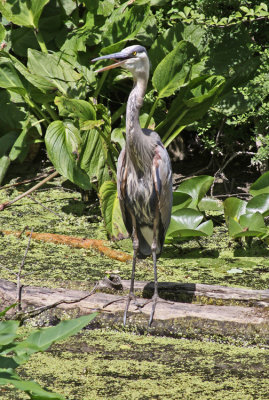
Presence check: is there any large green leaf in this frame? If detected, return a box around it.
[0,321,19,347]
[157,75,225,142]
[223,197,247,224]
[0,369,66,399]
[0,156,11,185]
[0,24,5,43]
[228,212,267,238]
[0,59,26,96]
[55,96,96,122]
[246,194,269,217]
[172,192,192,212]
[175,175,214,208]
[148,23,184,71]
[14,314,97,363]
[100,3,150,54]
[28,49,82,96]
[249,172,269,196]
[152,41,199,98]
[166,208,213,240]
[79,105,112,187]
[0,0,50,29]
[45,120,91,190]
[99,181,128,240]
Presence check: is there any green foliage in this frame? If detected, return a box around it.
[99,180,128,240]
[0,0,268,241]
[0,311,97,399]
[166,208,213,241]
[224,173,269,240]
[166,175,214,241]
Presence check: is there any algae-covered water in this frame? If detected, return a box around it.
[0,169,269,399]
[3,328,269,400]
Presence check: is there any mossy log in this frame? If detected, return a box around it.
[0,278,268,344]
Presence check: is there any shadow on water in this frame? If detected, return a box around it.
[162,246,220,259]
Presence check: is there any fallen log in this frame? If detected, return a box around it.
[0,279,268,345]
[102,279,269,307]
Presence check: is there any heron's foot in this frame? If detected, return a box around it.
[103,293,143,326]
[140,295,174,327]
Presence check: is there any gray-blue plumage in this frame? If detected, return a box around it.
[92,45,173,326]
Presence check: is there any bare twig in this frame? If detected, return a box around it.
[0,170,59,211]
[211,151,255,197]
[17,229,33,311]
[18,282,100,323]
[0,169,55,190]
[26,195,62,218]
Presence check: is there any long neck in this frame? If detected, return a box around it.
[126,74,148,166]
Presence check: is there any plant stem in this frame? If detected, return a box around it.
[34,29,48,53]
[112,103,126,124]
[94,70,109,98]
[144,97,159,129]
[164,125,186,148]
[25,96,50,126]
[44,103,58,121]
[162,109,188,143]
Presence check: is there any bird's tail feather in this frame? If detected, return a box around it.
[137,225,161,258]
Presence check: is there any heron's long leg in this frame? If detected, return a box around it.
[148,209,160,327]
[123,213,139,326]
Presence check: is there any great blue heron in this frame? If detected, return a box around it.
[92,45,173,326]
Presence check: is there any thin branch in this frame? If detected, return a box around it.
[18,282,100,323]
[26,195,62,218]
[0,170,59,211]
[17,229,33,311]
[0,169,55,191]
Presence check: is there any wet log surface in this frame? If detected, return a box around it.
[1,278,268,344]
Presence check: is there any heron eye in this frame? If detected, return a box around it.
[133,51,137,56]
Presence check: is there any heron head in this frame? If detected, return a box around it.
[92,45,149,78]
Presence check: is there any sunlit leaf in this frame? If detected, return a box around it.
[0,321,19,347]
[0,59,26,96]
[28,49,82,96]
[246,194,269,216]
[172,192,192,212]
[99,181,128,240]
[249,172,269,196]
[175,175,214,208]
[152,41,199,98]
[223,197,247,224]
[45,120,91,190]
[0,0,50,29]
[55,96,96,121]
[166,208,213,240]
[0,369,66,399]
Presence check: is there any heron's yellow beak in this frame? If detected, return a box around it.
[94,59,126,74]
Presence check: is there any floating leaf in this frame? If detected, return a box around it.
[198,197,223,212]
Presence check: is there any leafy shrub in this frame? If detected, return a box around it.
[0,308,97,400]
